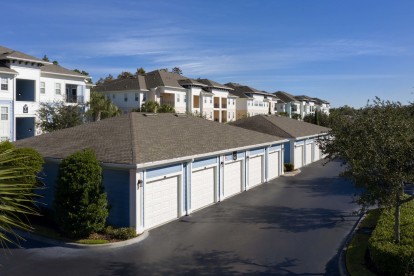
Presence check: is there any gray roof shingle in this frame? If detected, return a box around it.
[94,75,148,92]
[0,62,18,74]
[197,79,233,90]
[274,91,298,103]
[41,64,90,79]
[225,82,277,99]
[0,45,48,64]
[14,113,286,165]
[230,115,330,139]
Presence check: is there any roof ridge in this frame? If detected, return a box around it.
[261,115,294,138]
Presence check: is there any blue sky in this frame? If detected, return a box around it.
[2,0,414,107]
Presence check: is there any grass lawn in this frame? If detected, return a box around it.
[346,209,381,276]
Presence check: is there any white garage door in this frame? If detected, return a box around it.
[223,160,242,198]
[313,143,321,161]
[305,143,312,165]
[144,176,179,229]
[191,167,215,211]
[249,155,263,187]
[294,145,303,169]
[268,151,279,180]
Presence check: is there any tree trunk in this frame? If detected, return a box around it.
[94,111,101,122]
[395,200,400,244]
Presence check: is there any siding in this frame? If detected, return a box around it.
[103,168,130,227]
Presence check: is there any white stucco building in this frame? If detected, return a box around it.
[0,45,91,141]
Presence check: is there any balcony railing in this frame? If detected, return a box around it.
[214,103,220,108]
[221,104,227,108]
[66,95,84,104]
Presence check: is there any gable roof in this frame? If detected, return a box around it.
[312,97,330,105]
[294,95,315,102]
[197,79,233,90]
[225,82,277,99]
[145,70,188,89]
[274,91,298,103]
[230,115,330,139]
[14,113,286,166]
[0,62,18,74]
[94,75,148,92]
[41,64,90,79]
[0,45,50,64]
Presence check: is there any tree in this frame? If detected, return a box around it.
[303,110,330,127]
[42,55,50,62]
[37,102,84,132]
[95,74,114,86]
[171,67,183,75]
[291,113,301,120]
[52,60,59,65]
[320,98,414,243]
[117,71,134,79]
[73,69,90,76]
[87,92,121,121]
[136,67,146,75]
[0,142,43,247]
[140,101,160,113]
[54,149,108,238]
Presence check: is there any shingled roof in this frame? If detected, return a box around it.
[197,79,233,90]
[225,82,277,99]
[14,113,286,165]
[274,91,298,103]
[41,64,90,79]
[230,115,330,139]
[94,76,148,92]
[0,62,18,74]
[0,45,48,64]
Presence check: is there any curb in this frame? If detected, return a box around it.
[281,169,301,177]
[14,229,149,249]
[338,212,367,276]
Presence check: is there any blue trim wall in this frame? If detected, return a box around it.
[225,151,245,161]
[146,163,182,179]
[103,169,130,227]
[193,157,217,169]
[249,147,265,156]
[284,141,291,163]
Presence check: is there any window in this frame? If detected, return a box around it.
[184,95,187,103]
[210,98,212,104]
[204,97,207,104]
[135,93,139,101]
[177,94,180,103]
[112,94,115,99]
[143,93,147,101]
[210,112,213,118]
[55,83,61,95]
[1,107,8,120]
[124,93,128,102]
[1,77,8,91]
[40,82,45,94]
[107,95,110,100]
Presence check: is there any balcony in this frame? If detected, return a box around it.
[66,95,85,104]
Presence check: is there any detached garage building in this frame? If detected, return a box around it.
[230,115,329,169]
[14,113,287,233]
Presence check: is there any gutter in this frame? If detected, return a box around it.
[135,139,289,169]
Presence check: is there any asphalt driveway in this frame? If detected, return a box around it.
[0,160,359,275]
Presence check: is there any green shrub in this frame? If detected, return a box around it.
[105,226,137,240]
[284,163,294,172]
[158,104,175,113]
[368,201,414,275]
[53,149,108,238]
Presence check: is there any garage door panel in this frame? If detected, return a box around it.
[191,167,215,211]
[305,144,312,165]
[313,144,321,161]
[224,161,242,198]
[145,176,179,229]
[294,145,303,169]
[249,155,262,187]
[268,151,279,180]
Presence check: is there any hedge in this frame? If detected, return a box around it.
[368,200,414,275]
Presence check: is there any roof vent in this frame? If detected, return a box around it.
[143,113,157,117]
[174,113,187,117]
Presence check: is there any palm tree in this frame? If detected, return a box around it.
[88,92,121,121]
[0,148,39,248]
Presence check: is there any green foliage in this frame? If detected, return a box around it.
[303,110,330,127]
[95,74,114,85]
[368,201,414,275]
[117,71,134,79]
[0,142,43,247]
[105,226,137,240]
[171,67,183,75]
[42,55,49,62]
[87,92,121,121]
[291,113,301,120]
[136,67,146,75]
[321,98,414,242]
[278,112,288,117]
[140,100,160,113]
[284,163,294,172]
[54,149,108,238]
[158,104,175,113]
[37,102,84,132]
